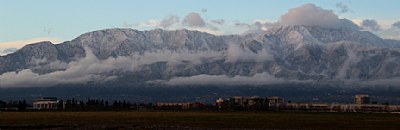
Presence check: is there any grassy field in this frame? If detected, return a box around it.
[0,111,399,129]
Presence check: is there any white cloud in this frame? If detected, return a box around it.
[234,21,276,34]
[279,3,359,30]
[381,30,400,40]
[336,2,351,14]
[136,12,223,35]
[150,72,311,86]
[350,19,400,39]
[234,4,360,34]
[155,73,284,85]
[138,19,161,27]
[135,4,367,35]
[336,48,361,79]
[159,15,180,29]
[182,12,206,27]
[393,21,400,30]
[189,27,223,35]
[138,15,180,29]
[360,19,381,32]
[211,19,225,25]
[225,42,274,63]
[351,19,363,26]
[383,21,400,40]
[362,20,400,40]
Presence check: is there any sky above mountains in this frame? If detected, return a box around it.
[1,0,400,52]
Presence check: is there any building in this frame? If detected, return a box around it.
[247,96,263,106]
[156,102,204,110]
[215,95,400,112]
[354,95,370,105]
[33,97,59,110]
[216,96,271,111]
[230,96,246,106]
[216,98,224,106]
[267,96,284,106]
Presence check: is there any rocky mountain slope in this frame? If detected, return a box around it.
[1,25,400,87]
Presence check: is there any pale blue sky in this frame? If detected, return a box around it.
[1,0,400,42]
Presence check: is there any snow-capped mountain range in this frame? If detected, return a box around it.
[1,25,400,87]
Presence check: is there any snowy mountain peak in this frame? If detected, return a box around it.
[264,25,389,47]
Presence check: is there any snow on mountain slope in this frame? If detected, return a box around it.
[1,26,400,87]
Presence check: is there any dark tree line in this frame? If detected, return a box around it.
[0,99,155,111]
[61,98,154,111]
[0,99,28,111]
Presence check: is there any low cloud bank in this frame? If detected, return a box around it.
[0,42,277,88]
[150,72,288,86]
[0,48,117,88]
[1,45,399,87]
[150,73,400,87]
[360,77,400,87]
[225,43,273,63]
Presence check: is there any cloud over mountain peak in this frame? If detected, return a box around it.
[279,4,359,30]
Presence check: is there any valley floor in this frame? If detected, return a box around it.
[0,111,399,129]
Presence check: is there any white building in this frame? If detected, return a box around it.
[267,96,285,107]
[33,97,59,110]
[354,95,370,105]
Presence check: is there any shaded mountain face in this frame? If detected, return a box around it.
[1,25,400,88]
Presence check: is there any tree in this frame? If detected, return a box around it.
[17,100,27,111]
